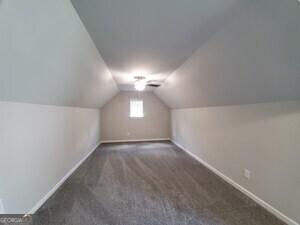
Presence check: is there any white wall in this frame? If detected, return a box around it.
[0,0,118,108]
[101,91,170,141]
[0,0,115,214]
[171,101,300,224]
[0,102,101,214]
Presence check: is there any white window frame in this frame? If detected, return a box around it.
[129,99,144,118]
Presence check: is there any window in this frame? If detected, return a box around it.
[130,100,144,118]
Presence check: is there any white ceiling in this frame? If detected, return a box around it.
[2,0,299,109]
[155,0,300,108]
[71,0,239,91]
[0,0,118,108]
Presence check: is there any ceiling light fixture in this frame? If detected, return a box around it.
[135,80,146,91]
[134,76,146,91]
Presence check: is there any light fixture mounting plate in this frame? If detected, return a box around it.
[134,76,146,80]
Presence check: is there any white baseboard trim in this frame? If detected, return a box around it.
[27,141,102,214]
[101,138,171,144]
[171,140,299,225]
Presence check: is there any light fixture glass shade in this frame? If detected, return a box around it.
[135,80,146,91]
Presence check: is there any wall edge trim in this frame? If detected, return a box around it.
[27,141,102,214]
[171,140,299,225]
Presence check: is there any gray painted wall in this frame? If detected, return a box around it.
[0,102,101,213]
[171,101,300,224]
[0,0,118,108]
[156,0,300,108]
[101,91,170,141]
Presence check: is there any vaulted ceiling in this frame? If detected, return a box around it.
[155,0,300,108]
[71,0,239,91]
[0,0,118,108]
[72,0,300,108]
[1,0,299,109]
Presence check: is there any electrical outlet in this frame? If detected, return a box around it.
[244,169,251,180]
[0,199,4,214]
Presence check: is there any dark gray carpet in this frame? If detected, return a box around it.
[35,141,285,225]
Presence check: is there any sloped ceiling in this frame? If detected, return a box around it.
[71,0,239,91]
[0,0,119,108]
[155,0,300,108]
[1,0,299,109]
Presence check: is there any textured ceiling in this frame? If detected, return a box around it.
[71,0,239,91]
